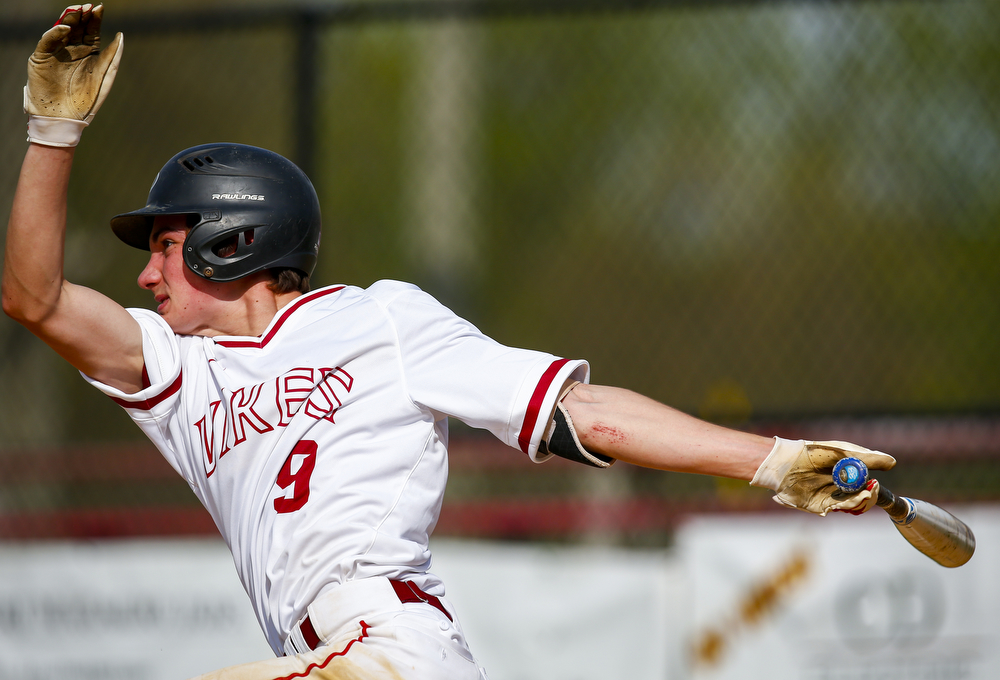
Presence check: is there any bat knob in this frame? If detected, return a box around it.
[832,457,869,493]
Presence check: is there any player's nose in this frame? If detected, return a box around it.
[137,253,162,289]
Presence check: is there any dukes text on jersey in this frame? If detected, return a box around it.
[194,366,353,478]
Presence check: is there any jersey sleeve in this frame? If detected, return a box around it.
[79,308,190,479]
[369,281,589,462]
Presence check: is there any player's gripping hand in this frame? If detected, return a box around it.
[24,4,124,147]
[750,438,896,516]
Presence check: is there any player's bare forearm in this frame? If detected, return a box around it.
[3,144,145,394]
[561,383,773,480]
[2,144,75,323]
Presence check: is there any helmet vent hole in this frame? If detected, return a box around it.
[212,234,240,259]
[182,157,213,171]
[244,229,255,245]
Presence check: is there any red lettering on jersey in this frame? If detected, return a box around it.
[274,439,318,514]
[229,384,274,447]
[197,368,356,482]
[276,366,355,424]
[304,367,354,422]
[195,400,223,477]
[325,366,354,393]
[275,367,318,426]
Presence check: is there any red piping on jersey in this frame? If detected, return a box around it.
[216,286,345,349]
[275,621,371,680]
[517,358,571,454]
[111,371,183,410]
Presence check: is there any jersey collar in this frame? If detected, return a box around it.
[213,285,344,349]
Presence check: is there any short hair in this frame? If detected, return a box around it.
[268,268,311,295]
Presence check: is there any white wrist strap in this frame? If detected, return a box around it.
[750,437,805,491]
[26,114,88,148]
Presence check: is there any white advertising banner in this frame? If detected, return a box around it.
[0,538,683,680]
[0,505,996,680]
[676,505,1000,680]
[0,539,272,680]
[431,540,687,680]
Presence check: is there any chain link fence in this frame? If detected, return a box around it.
[0,0,998,542]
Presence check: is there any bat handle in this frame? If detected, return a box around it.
[832,457,911,521]
[835,458,975,568]
[874,484,914,523]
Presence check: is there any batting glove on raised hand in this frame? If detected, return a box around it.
[24,4,124,147]
[750,438,896,516]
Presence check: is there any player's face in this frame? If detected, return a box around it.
[137,215,248,336]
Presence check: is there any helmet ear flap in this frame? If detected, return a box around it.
[212,235,239,259]
[183,218,258,280]
[202,228,256,262]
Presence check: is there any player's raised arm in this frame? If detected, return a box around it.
[1,5,143,395]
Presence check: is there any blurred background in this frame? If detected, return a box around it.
[0,0,998,677]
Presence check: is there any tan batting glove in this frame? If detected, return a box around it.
[750,437,896,517]
[24,4,124,147]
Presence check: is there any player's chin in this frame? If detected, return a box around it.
[157,308,187,333]
[165,319,193,335]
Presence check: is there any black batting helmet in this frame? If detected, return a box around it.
[110,143,321,282]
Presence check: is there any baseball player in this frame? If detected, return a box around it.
[3,6,896,679]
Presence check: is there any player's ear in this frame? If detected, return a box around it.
[212,234,240,259]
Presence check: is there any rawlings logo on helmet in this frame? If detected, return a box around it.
[212,193,266,201]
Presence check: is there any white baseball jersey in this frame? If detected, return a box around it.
[84,280,588,654]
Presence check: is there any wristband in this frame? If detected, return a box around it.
[749,437,805,490]
[26,113,88,148]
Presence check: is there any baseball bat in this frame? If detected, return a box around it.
[832,457,975,568]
